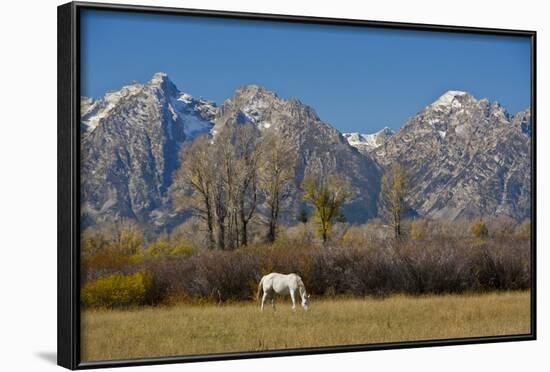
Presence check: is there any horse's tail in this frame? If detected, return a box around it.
[256,276,264,302]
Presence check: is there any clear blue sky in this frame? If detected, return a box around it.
[80,9,531,134]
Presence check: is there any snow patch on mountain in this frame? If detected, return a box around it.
[150,71,168,85]
[432,90,469,106]
[80,73,217,140]
[81,83,143,135]
[168,94,217,140]
[343,127,394,152]
[428,90,477,114]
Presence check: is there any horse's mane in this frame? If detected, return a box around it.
[297,276,307,295]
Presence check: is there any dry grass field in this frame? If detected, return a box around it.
[81,291,530,362]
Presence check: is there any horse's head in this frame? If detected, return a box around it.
[301,293,311,310]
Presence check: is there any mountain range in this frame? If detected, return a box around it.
[80,73,532,233]
[343,91,531,221]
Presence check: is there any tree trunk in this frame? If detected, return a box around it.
[226,211,237,250]
[267,224,275,243]
[206,212,215,249]
[266,197,279,243]
[240,218,248,246]
[204,195,215,249]
[238,194,248,247]
[393,209,401,239]
[321,221,328,244]
[217,218,225,250]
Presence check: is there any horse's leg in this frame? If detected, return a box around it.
[290,289,296,311]
[261,291,269,312]
[271,291,276,311]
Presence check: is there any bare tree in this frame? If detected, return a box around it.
[211,131,233,250]
[380,163,407,239]
[173,124,294,249]
[172,135,215,249]
[301,173,352,244]
[212,176,228,250]
[259,132,297,242]
[208,124,262,249]
[233,125,262,246]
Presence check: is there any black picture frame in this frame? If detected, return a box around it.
[58,1,537,369]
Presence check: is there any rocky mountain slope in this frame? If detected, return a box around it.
[347,91,531,220]
[80,73,216,228]
[212,85,382,222]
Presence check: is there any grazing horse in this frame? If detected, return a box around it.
[256,273,310,311]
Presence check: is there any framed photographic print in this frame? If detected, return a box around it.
[58,1,536,369]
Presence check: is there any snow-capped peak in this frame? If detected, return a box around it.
[431,90,474,107]
[343,127,394,152]
[80,82,144,136]
[236,84,277,99]
[80,73,218,140]
[229,85,278,126]
[147,72,179,97]
[150,72,169,84]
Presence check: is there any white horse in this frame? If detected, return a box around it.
[257,273,310,311]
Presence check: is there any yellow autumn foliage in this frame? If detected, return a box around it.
[81,271,155,308]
